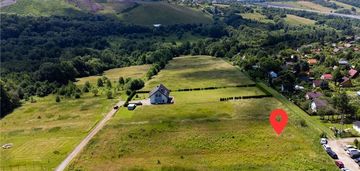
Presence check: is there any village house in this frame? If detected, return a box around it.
[338,58,349,66]
[349,69,358,78]
[310,99,327,113]
[340,77,352,87]
[305,92,323,100]
[313,80,329,89]
[307,59,318,65]
[320,74,333,80]
[149,84,173,104]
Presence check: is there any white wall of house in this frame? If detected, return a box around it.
[150,91,168,104]
[353,125,360,134]
[310,102,317,113]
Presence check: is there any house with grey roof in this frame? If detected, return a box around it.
[149,84,172,104]
[310,99,327,113]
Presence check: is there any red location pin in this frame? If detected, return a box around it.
[269,109,288,136]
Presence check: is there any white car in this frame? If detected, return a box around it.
[323,144,331,151]
[346,148,358,155]
[320,138,327,145]
[343,145,357,151]
[341,168,351,171]
[1,143,13,149]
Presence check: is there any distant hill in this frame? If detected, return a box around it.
[0,0,213,25]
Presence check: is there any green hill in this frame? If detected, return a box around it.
[0,0,212,25]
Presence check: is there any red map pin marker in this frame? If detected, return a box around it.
[269,109,288,136]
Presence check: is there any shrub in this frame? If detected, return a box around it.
[299,119,308,127]
[107,91,113,99]
[74,93,81,99]
[320,132,327,138]
[56,96,61,102]
[92,89,99,96]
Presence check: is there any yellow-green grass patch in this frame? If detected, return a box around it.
[75,65,150,86]
[69,97,336,170]
[240,12,274,23]
[0,93,120,170]
[143,56,254,91]
[284,14,316,26]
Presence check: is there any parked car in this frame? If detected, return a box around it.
[1,143,13,149]
[327,149,338,159]
[113,105,119,110]
[346,148,358,155]
[354,157,360,163]
[323,144,331,151]
[335,160,344,168]
[344,145,357,151]
[349,150,360,159]
[340,168,350,171]
[320,138,327,145]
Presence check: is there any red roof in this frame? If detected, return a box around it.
[349,69,358,78]
[321,74,333,80]
[308,59,318,65]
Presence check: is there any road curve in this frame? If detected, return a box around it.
[55,100,125,171]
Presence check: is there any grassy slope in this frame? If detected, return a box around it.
[142,56,254,91]
[0,0,82,16]
[69,56,336,171]
[240,12,274,23]
[121,1,212,26]
[284,14,316,26]
[273,1,335,13]
[331,0,360,14]
[0,94,119,170]
[76,64,151,86]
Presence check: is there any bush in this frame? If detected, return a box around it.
[299,119,308,127]
[74,93,81,99]
[107,91,113,99]
[92,89,99,96]
[56,96,61,103]
[320,132,327,138]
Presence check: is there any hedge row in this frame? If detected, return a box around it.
[219,95,273,101]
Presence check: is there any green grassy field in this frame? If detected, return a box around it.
[69,56,336,170]
[273,1,335,13]
[0,0,82,16]
[76,65,150,86]
[284,14,316,26]
[120,1,212,26]
[0,93,119,170]
[240,12,274,23]
[143,56,254,91]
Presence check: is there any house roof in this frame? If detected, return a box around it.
[341,77,350,83]
[354,121,360,128]
[308,59,318,65]
[339,58,349,65]
[321,74,333,80]
[313,80,328,87]
[149,84,170,97]
[306,92,323,99]
[349,69,358,77]
[313,99,327,108]
[269,71,278,78]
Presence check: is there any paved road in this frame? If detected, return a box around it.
[55,100,125,171]
[328,138,360,171]
[256,3,360,20]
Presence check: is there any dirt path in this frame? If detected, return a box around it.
[55,100,125,171]
[0,0,16,8]
[328,138,360,170]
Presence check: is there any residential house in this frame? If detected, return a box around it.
[353,121,360,134]
[349,69,359,78]
[310,99,327,113]
[313,80,329,89]
[339,58,349,66]
[321,74,333,80]
[340,77,352,87]
[307,59,318,65]
[149,84,173,104]
[305,92,323,100]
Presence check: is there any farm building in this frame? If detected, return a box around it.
[149,84,173,104]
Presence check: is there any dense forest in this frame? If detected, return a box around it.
[1,3,359,117]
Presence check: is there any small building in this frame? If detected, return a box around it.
[313,80,329,89]
[340,77,352,87]
[149,84,172,104]
[349,69,359,78]
[305,92,323,100]
[353,121,360,134]
[339,58,349,66]
[321,74,333,80]
[307,59,318,65]
[310,99,327,113]
[127,104,136,110]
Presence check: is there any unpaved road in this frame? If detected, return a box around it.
[0,0,16,8]
[328,138,360,171]
[55,100,125,171]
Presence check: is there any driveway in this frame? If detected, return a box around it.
[328,138,360,170]
[55,100,125,171]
